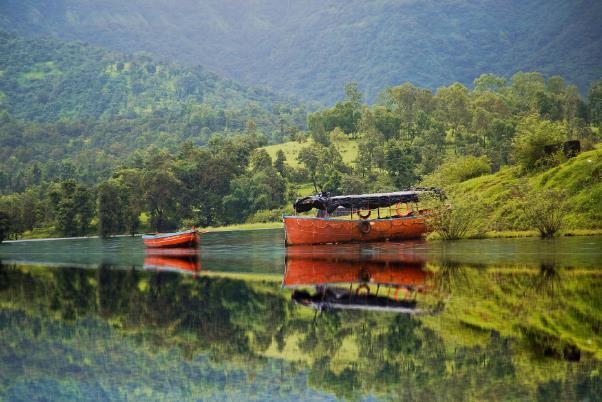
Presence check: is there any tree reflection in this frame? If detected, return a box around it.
[0,261,601,400]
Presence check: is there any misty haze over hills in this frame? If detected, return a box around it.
[1,0,600,103]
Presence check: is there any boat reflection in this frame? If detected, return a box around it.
[143,248,201,274]
[283,243,444,314]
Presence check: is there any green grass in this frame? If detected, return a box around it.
[18,226,60,240]
[205,221,283,232]
[262,138,359,169]
[455,146,602,232]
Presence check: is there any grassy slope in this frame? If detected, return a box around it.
[263,138,359,169]
[455,146,602,231]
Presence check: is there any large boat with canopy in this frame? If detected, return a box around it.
[283,188,444,246]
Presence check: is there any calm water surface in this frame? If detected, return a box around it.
[1,230,601,401]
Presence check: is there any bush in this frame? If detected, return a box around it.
[518,185,566,237]
[246,208,292,223]
[423,156,491,187]
[425,192,486,240]
[512,114,566,171]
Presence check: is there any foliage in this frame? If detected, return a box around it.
[423,155,491,187]
[518,185,567,238]
[512,115,567,171]
[0,31,305,137]
[1,62,601,236]
[426,192,485,240]
[589,79,602,129]
[0,211,8,242]
[1,1,600,103]
[451,147,602,232]
[47,180,94,237]
[297,143,350,193]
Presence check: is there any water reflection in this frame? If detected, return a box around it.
[0,232,601,400]
[143,248,201,274]
[284,244,444,314]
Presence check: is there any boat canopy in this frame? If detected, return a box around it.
[293,188,444,213]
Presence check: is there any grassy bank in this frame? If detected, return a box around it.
[204,222,284,232]
[424,148,602,238]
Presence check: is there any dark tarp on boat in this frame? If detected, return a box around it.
[293,187,445,213]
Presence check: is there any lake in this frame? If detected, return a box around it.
[1,230,601,401]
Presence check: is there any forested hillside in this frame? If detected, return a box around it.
[1,0,600,103]
[1,66,600,240]
[0,32,305,195]
[0,32,304,128]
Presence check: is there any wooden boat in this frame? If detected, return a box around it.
[142,228,200,248]
[283,188,443,246]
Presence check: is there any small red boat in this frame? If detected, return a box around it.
[142,228,200,248]
[284,189,443,246]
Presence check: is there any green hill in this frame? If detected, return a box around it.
[453,146,602,232]
[0,31,305,132]
[1,0,600,103]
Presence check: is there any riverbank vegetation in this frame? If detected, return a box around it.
[0,32,601,240]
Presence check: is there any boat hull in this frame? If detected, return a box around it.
[142,229,200,248]
[283,215,429,246]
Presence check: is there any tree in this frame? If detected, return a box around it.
[97,180,124,238]
[274,150,287,177]
[297,143,348,193]
[250,149,272,172]
[383,142,418,188]
[546,76,566,95]
[385,83,434,140]
[0,211,9,243]
[48,180,94,237]
[144,169,182,231]
[587,79,602,128]
[512,115,567,171]
[473,74,507,93]
[297,145,321,192]
[510,72,545,112]
[485,119,515,171]
[434,83,471,140]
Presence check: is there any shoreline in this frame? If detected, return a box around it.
[4,224,602,243]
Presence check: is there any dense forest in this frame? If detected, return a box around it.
[0,33,601,241]
[0,32,305,233]
[1,0,600,102]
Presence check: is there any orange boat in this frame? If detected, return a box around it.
[284,189,443,246]
[142,228,200,248]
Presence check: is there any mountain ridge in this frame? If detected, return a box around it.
[0,30,305,135]
[1,0,600,103]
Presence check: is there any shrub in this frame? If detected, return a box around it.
[246,208,292,224]
[512,114,566,171]
[425,192,486,240]
[518,186,566,238]
[423,156,491,187]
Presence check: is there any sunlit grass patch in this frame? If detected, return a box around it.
[206,222,283,232]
